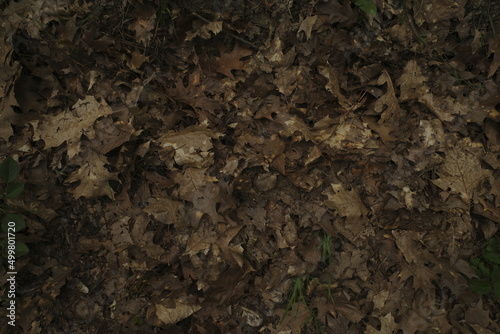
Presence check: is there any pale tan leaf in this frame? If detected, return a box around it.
[432,140,492,201]
[323,183,368,224]
[144,197,185,228]
[185,21,223,41]
[297,15,319,40]
[65,150,118,199]
[155,302,200,325]
[157,125,222,168]
[365,313,398,334]
[397,60,428,101]
[32,96,115,159]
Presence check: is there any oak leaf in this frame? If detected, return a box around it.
[65,149,118,199]
[432,140,492,202]
[323,183,368,224]
[32,96,115,159]
[215,45,253,80]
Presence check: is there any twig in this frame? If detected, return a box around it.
[191,12,259,50]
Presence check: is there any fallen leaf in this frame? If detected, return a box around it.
[155,301,201,325]
[397,60,428,101]
[31,95,115,159]
[432,139,493,202]
[185,21,223,40]
[297,15,319,40]
[365,313,398,334]
[323,183,368,224]
[488,36,500,77]
[157,125,222,168]
[144,197,185,228]
[215,45,253,80]
[65,149,118,199]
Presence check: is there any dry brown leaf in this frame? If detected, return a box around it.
[157,125,222,168]
[318,65,352,110]
[297,15,319,40]
[215,45,253,80]
[65,149,118,199]
[323,183,368,224]
[398,262,436,296]
[397,60,428,101]
[155,301,201,325]
[90,117,135,154]
[374,70,403,124]
[189,183,225,224]
[128,4,156,45]
[262,35,296,68]
[274,66,301,97]
[398,309,430,334]
[488,36,500,77]
[273,303,311,334]
[110,217,133,248]
[365,313,398,334]
[432,140,492,201]
[172,168,218,199]
[31,96,115,159]
[465,299,490,328]
[275,112,315,142]
[167,71,221,114]
[128,50,149,70]
[185,21,223,40]
[318,118,377,151]
[144,197,185,228]
[0,74,20,141]
[185,223,218,256]
[317,0,357,27]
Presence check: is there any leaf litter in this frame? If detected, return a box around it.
[0,0,499,333]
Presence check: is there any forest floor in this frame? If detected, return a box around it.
[0,0,500,333]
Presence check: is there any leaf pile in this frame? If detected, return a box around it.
[0,0,500,333]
